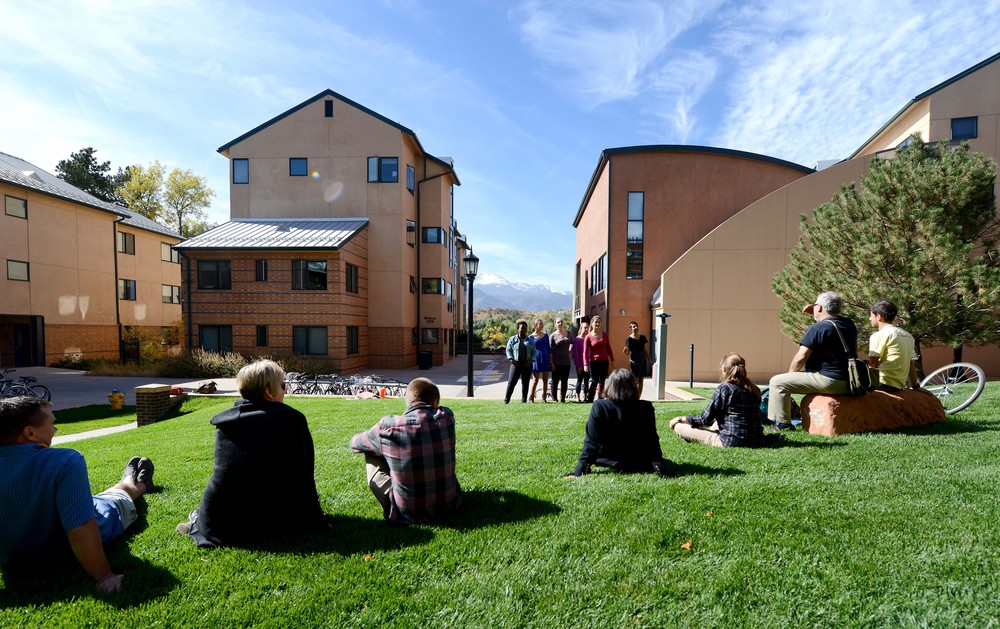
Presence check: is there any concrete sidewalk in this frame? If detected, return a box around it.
[12,356,706,411]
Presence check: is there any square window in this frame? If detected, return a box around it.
[200,325,233,353]
[422,278,444,294]
[117,232,135,255]
[118,279,136,301]
[5,195,26,219]
[290,158,308,176]
[367,156,399,183]
[292,260,327,290]
[952,117,978,140]
[256,325,269,347]
[161,284,180,304]
[6,260,28,281]
[347,326,359,354]
[422,227,445,244]
[346,263,359,293]
[198,260,232,289]
[422,328,439,344]
[293,326,328,355]
[233,159,249,184]
[255,259,268,281]
[161,242,179,263]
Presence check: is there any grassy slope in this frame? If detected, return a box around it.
[2,388,999,627]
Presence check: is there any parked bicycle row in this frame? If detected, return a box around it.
[284,373,408,398]
[0,368,52,401]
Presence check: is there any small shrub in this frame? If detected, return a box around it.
[267,353,334,376]
[159,349,248,378]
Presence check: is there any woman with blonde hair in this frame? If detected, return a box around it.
[669,353,763,448]
[582,315,614,400]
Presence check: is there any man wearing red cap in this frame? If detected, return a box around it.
[767,291,857,430]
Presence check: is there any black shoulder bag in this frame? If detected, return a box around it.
[827,320,873,396]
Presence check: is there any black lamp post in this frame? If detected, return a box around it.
[463,250,479,397]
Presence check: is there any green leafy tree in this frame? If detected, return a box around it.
[55,147,129,204]
[773,134,1000,373]
[481,325,508,353]
[117,161,166,222]
[117,162,215,237]
[165,167,214,237]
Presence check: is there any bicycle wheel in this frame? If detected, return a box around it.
[29,384,52,401]
[920,362,985,415]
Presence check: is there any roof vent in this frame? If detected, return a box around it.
[275,224,291,232]
[22,170,42,181]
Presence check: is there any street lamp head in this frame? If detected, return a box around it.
[463,250,479,280]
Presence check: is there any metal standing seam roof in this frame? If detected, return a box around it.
[0,151,183,240]
[174,218,369,250]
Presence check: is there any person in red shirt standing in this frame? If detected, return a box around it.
[583,315,615,401]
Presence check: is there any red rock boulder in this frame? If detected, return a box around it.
[800,389,946,437]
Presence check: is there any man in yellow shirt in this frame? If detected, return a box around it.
[867,300,921,392]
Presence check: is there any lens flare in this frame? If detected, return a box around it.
[311,171,320,179]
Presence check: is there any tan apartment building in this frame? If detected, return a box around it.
[180,89,465,371]
[654,51,1000,383]
[0,152,183,366]
[573,146,813,370]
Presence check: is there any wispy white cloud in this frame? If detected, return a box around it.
[712,1,1000,164]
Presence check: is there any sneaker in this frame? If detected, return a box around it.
[135,457,155,491]
[775,422,796,431]
[176,509,198,535]
[120,457,141,485]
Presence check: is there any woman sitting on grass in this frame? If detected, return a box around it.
[669,352,763,448]
[177,359,327,547]
[569,368,670,477]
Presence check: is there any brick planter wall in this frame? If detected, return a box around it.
[134,384,172,427]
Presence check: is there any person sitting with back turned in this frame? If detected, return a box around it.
[0,396,154,593]
[568,369,670,478]
[670,353,764,447]
[767,291,858,431]
[867,299,921,393]
[178,359,327,547]
[350,377,462,525]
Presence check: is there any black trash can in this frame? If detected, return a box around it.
[417,351,433,370]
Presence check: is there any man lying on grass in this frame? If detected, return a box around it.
[0,396,154,593]
[350,377,462,524]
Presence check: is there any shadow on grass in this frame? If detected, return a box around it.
[0,546,178,609]
[894,417,999,436]
[668,462,746,477]
[438,489,561,530]
[232,515,437,556]
[53,405,136,426]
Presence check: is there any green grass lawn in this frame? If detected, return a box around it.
[3,387,999,626]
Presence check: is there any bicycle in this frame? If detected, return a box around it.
[0,369,52,401]
[919,362,985,415]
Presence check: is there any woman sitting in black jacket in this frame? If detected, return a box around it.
[178,359,327,547]
[569,368,670,477]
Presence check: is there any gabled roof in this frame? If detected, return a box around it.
[850,50,1000,159]
[0,151,182,240]
[572,145,813,227]
[175,217,368,251]
[216,89,459,182]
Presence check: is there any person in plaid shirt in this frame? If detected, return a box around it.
[350,378,461,524]
[670,353,763,447]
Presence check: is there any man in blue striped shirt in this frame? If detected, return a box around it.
[0,397,154,593]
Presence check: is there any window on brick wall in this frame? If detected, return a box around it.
[293,326,327,355]
[256,325,268,347]
[346,263,359,293]
[292,260,327,290]
[255,259,268,281]
[422,328,439,344]
[347,326,359,354]
[200,326,233,352]
[198,260,232,289]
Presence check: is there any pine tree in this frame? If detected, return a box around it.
[773,134,1000,373]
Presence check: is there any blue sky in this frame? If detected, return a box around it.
[3,1,1000,292]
